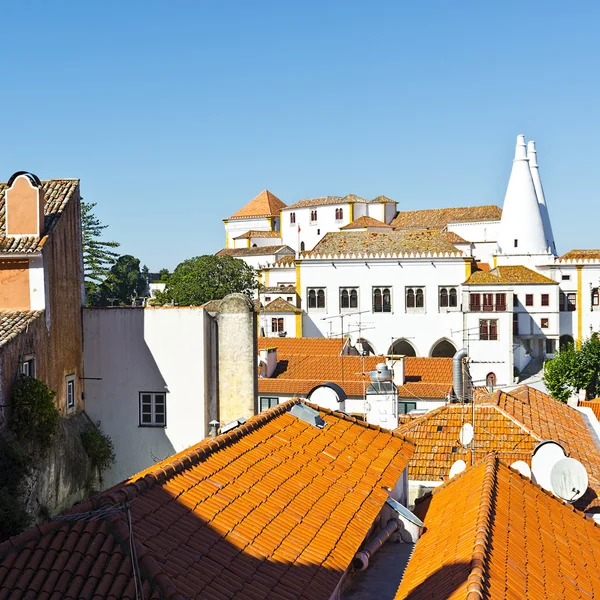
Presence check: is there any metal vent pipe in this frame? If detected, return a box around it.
[453,348,468,402]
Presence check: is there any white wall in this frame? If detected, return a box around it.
[83,307,217,488]
[260,311,297,338]
[225,217,272,248]
[448,220,500,243]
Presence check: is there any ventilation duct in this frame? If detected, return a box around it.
[289,403,326,428]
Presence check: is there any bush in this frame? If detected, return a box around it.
[0,488,30,541]
[10,375,59,450]
[81,422,115,481]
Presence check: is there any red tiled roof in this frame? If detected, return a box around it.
[464,264,557,285]
[228,190,286,220]
[233,230,281,239]
[0,310,44,347]
[258,336,346,355]
[0,400,415,599]
[262,297,301,313]
[339,216,392,230]
[559,249,600,261]
[579,398,600,421]
[395,455,600,599]
[395,404,539,481]
[216,245,294,257]
[392,205,502,230]
[0,179,80,253]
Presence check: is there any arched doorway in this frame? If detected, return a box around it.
[388,339,417,357]
[559,335,574,350]
[486,372,496,392]
[430,338,457,358]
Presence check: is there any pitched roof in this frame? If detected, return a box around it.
[395,404,539,481]
[201,298,260,313]
[258,353,453,399]
[273,254,296,267]
[232,230,281,240]
[258,336,346,355]
[395,455,600,600]
[339,216,393,230]
[559,249,600,261]
[306,230,461,257]
[228,189,286,220]
[286,195,353,209]
[441,230,468,244]
[579,398,600,421]
[0,310,44,347]
[216,245,294,257]
[262,297,301,313]
[464,264,557,285]
[0,179,80,253]
[391,205,502,230]
[370,195,396,204]
[477,385,600,512]
[261,285,296,294]
[0,400,415,600]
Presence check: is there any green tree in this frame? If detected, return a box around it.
[81,201,120,304]
[98,255,146,306]
[161,255,257,306]
[159,268,170,282]
[543,334,600,402]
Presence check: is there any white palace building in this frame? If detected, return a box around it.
[218,135,600,389]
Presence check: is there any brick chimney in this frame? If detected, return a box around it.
[5,172,45,238]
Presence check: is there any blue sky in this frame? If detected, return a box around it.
[1,1,598,270]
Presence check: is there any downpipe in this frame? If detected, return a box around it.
[351,519,399,571]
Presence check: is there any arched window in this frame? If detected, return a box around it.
[317,289,325,308]
[449,288,457,307]
[373,288,382,312]
[593,288,599,308]
[440,288,449,307]
[486,372,496,391]
[252,243,257,247]
[383,288,391,312]
[416,288,424,308]
[350,289,358,308]
[336,208,343,220]
[300,241,305,251]
[308,289,316,308]
[341,289,349,308]
[406,288,415,308]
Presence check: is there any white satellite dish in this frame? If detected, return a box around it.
[531,440,566,492]
[510,460,532,478]
[550,458,588,503]
[459,423,474,447]
[449,459,467,479]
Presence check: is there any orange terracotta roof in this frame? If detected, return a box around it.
[370,195,396,204]
[476,261,491,271]
[559,249,600,261]
[228,189,286,220]
[395,455,600,600]
[273,254,296,267]
[0,310,44,347]
[258,336,346,355]
[579,398,600,421]
[441,230,468,244]
[464,264,557,285]
[0,400,415,599]
[232,230,281,239]
[0,179,80,253]
[216,245,294,257]
[286,195,355,209]
[391,205,502,230]
[339,216,392,230]
[395,404,539,481]
[262,297,301,313]
[479,385,600,512]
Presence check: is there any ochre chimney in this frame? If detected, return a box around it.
[5,172,45,238]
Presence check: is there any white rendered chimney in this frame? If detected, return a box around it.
[496,135,548,256]
[527,140,557,255]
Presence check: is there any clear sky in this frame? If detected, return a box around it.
[1,1,598,270]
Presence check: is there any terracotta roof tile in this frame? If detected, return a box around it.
[273,255,296,267]
[395,455,600,599]
[229,190,286,220]
[216,245,294,257]
[262,298,301,314]
[0,310,44,347]
[559,249,600,261]
[395,404,539,481]
[258,336,346,355]
[0,179,79,254]
[1,401,414,599]
[286,196,349,209]
[306,230,461,257]
[339,216,393,230]
[391,205,502,230]
[441,230,468,244]
[464,264,557,285]
[579,398,600,421]
[201,299,260,313]
[370,195,396,204]
[261,285,296,294]
[233,230,282,240]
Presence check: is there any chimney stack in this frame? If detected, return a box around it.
[5,172,45,239]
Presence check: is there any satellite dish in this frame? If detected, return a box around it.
[449,459,467,479]
[510,460,532,478]
[550,458,588,503]
[531,440,566,491]
[459,423,474,447]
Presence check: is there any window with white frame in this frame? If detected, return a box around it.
[439,287,458,309]
[20,355,35,377]
[307,288,326,310]
[259,397,278,412]
[66,374,76,411]
[373,287,392,313]
[340,287,358,310]
[406,287,424,310]
[139,392,166,427]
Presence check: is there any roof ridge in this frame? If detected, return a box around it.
[394,403,451,433]
[489,404,544,442]
[466,453,498,599]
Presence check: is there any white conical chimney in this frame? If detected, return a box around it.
[527,140,556,255]
[497,135,547,256]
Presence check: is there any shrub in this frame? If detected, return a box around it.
[81,422,115,481]
[0,488,30,542]
[10,375,59,450]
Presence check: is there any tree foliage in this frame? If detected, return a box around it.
[543,334,600,402]
[81,201,120,304]
[159,255,257,306]
[97,254,146,306]
[81,422,115,483]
